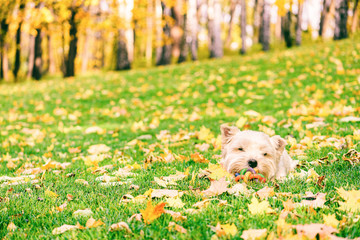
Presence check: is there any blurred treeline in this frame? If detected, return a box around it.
[0,0,358,81]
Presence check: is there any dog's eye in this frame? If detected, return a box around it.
[238,147,244,151]
[263,153,268,156]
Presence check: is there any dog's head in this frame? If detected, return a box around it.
[220,124,287,179]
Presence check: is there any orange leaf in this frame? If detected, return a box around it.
[140,200,167,224]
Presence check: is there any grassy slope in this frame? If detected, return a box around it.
[0,37,359,239]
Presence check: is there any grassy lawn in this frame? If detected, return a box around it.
[0,37,360,239]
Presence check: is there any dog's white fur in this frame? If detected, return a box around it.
[220,124,297,180]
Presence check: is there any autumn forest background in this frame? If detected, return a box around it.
[0,0,358,81]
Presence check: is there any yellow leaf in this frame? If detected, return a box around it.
[86,217,105,228]
[45,190,59,198]
[220,223,238,237]
[236,117,248,129]
[140,200,167,224]
[207,163,232,180]
[166,197,185,208]
[87,144,110,155]
[337,187,360,213]
[52,224,78,235]
[248,197,275,215]
[190,152,209,163]
[7,222,17,231]
[323,214,339,228]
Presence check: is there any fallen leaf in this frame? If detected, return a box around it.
[323,214,339,228]
[87,144,110,155]
[56,202,67,212]
[151,189,183,198]
[296,192,326,208]
[202,178,229,197]
[227,183,250,196]
[140,200,167,224]
[45,190,59,198]
[195,143,210,151]
[73,209,93,218]
[52,224,78,235]
[128,213,142,222]
[248,197,275,215]
[7,222,17,231]
[337,187,360,213]
[191,152,209,163]
[241,229,267,240]
[166,197,185,208]
[256,187,275,199]
[164,210,187,221]
[210,222,238,237]
[294,223,338,239]
[168,222,187,234]
[85,217,104,228]
[109,222,132,232]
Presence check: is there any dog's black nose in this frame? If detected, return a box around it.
[248,159,258,168]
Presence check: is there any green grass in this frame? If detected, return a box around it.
[0,36,360,239]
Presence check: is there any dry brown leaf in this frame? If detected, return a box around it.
[52,224,78,235]
[256,187,275,199]
[296,192,326,208]
[85,217,105,228]
[87,144,110,155]
[168,222,187,234]
[7,222,17,231]
[128,213,142,222]
[294,223,338,239]
[164,210,187,221]
[109,222,132,233]
[202,178,229,197]
[151,189,183,198]
[241,229,267,240]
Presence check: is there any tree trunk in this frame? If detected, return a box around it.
[64,8,78,77]
[259,0,271,51]
[240,0,246,54]
[225,0,237,46]
[81,29,90,72]
[188,0,198,61]
[319,0,331,36]
[282,11,292,48]
[351,0,359,33]
[171,0,184,59]
[275,14,282,40]
[32,28,42,80]
[208,0,223,58]
[178,11,188,63]
[254,0,261,44]
[115,30,131,70]
[334,0,349,40]
[296,1,303,45]
[13,4,25,80]
[0,18,9,81]
[27,35,35,78]
[145,0,153,67]
[156,1,172,65]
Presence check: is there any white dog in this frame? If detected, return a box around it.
[220,124,297,180]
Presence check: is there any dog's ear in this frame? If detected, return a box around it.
[270,135,287,153]
[220,124,240,143]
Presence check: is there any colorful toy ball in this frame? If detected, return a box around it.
[234,168,266,183]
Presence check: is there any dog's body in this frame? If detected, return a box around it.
[220,125,297,180]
